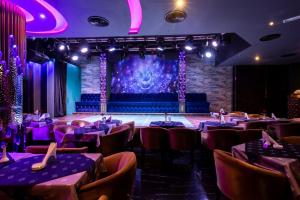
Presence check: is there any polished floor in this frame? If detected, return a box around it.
[56,114,214,128]
[131,148,220,200]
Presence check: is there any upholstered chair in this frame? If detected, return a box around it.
[123,121,135,142]
[99,125,130,157]
[205,129,240,151]
[71,120,92,128]
[244,121,270,130]
[78,152,137,200]
[25,145,88,154]
[168,128,197,163]
[214,150,291,200]
[268,122,300,139]
[281,136,300,145]
[237,129,262,143]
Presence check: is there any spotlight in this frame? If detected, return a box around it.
[108,46,116,52]
[184,36,194,51]
[71,55,79,61]
[205,51,212,58]
[212,40,218,47]
[184,44,193,51]
[268,21,275,26]
[58,44,65,51]
[254,55,261,61]
[175,0,185,9]
[80,47,89,53]
[157,46,164,52]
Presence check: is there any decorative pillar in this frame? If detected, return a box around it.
[100,53,107,113]
[178,51,186,113]
[0,1,26,127]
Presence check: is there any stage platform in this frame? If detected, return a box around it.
[56,113,213,128]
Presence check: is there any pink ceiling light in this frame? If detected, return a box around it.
[127,0,142,34]
[17,0,68,35]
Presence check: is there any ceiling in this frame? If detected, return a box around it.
[13,0,300,65]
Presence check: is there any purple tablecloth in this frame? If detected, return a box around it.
[149,121,185,128]
[0,154,95,187]
[198,121,237,131]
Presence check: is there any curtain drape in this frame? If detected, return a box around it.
[54,61,66,117]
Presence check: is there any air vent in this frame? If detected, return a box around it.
[280,53,297,58]
[165,10,187,23]
[259,34,281,42]
[88,16,109,27]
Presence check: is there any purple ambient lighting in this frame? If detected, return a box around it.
[14,0,68,35]
[127,0,143,34]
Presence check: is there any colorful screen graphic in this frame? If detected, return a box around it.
[111,55,178,93]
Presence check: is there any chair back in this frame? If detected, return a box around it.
[281,136,300,145]
[237,129,262,143]
[206,129,240,151]
[271,122,300,139]
[71,120,92,127]
[140,127,168,150]
[214,150,290,200]
[26,145,88,154]
[206,126,243,131]
[78,152,137,200]
[99,125,130,156]
[123,121,135,141]
[244,121,270,130]
[168,128,197,150]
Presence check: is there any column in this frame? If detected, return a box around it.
[100,53,107,113]
[178,51,186,113]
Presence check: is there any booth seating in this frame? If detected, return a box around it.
[107,93,179,113]
[75,94,100,112]
[185,93,210,113]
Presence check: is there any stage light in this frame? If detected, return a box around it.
[80,47,89,53]
[205,51,212,58]
[268,21,275,26]
[157,46,164,52]
[108,46,116,52]
[212,40,218,47]
[39,13,46,19]
[184,44,193,51]
[58,44,65,51]
[71,55,79,61]
[254,55,261,61]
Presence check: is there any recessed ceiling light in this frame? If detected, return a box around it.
[58,44,65,51]
[175,0,185,9]
[259,34,281,42]
[254,55,261,61]
[268,21,275,26]
[212,40,218,47]
[205,51,212,58]
[39,13,46,19]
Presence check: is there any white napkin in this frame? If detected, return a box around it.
[262,131,283,149]
[220,115,226,124]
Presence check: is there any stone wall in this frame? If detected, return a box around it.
[186,54,233,112]
[81,57,100,94]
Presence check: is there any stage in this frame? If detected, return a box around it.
[56,113,213,128]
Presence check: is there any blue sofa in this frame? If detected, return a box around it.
[107,93,179,113]
[75,94,100,112]
[185,93,210,113]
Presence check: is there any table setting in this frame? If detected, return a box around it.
[0,142,103,200]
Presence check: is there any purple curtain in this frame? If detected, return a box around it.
[54,61,66,117]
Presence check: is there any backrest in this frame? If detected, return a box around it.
[244,121,270,130]
[100,125,130,156]
[237,129,262,143]
[168,128,197,150]
[25,145,88,154]
[78,152,137,200]
[214,150,290,200]
[140,127,168,150]
[206,129,240,151]
[123,121,135,141]
[272,122,300,139]
[281,136,300,145]
[71,120,92,127]
[54,125,75,134]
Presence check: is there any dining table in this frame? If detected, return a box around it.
[232,140,300,200]
[0,152,103,200]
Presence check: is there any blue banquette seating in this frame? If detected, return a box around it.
[107,93,179,113]
[75,94,100,112]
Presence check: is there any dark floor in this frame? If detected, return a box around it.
[131,148,220,200]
